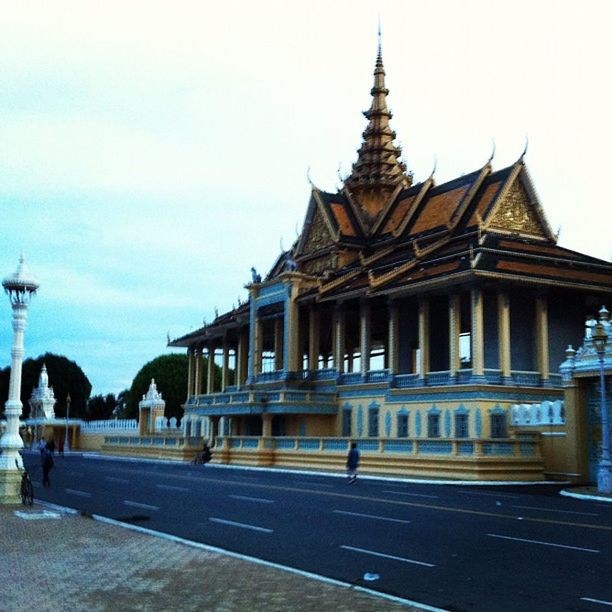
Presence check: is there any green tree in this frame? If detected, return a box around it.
[113,389,130,418]
[126,354,196,421]
[0,352,92,419]
[86,393,116,421]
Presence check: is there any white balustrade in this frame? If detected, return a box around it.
[511,400,564,426]
[81,419,138,433]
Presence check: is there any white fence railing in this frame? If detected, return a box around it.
[511,401,565,426]
[81,419,138,433]
[155,416,181,431]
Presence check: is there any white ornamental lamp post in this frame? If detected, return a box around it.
[0,255,39,504]
[592,309,611,494]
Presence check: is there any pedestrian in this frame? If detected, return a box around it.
[46,438,56,454]
[346,442,360,484]
[37,437,47,462]
[58,437,64,457]
[42,447,54,487]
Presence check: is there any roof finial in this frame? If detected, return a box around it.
[519,135,529,161]
[427,155,437,181]
[306,166,314,187]
[487,138,496,164]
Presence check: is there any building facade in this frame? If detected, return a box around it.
[169,45,612,481]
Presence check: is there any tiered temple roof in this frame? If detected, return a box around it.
[170,44,612,347]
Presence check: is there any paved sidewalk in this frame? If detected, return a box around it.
[1,503,422,612]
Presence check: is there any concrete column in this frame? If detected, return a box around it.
[535,294,549,384]
[207,345,216,394]
[236,335,243,389]
[186,349,194,399]
[388,299,399,375]
[262,413,273,438]
[247,287,259,381]
[334,304,346,373]
[222,339,230,390]
[192,349,199,395]
[418,296,430,380]
[471,288,485,379]
[308,309,320,371]
[448,294,461,377]
[497,291,512,382]
[256,319,264,375]
[274,317,283,371]
[360,301,371,376]
[284,289,300,373]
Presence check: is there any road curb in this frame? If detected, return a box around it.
[560,489,612,503]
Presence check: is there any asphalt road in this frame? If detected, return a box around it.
[23,452,612,612]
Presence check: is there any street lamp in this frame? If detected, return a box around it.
[64,393,71,454]
[0,255,39,504]
[592,313,611,494]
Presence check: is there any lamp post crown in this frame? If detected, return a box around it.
[2,254,39,305]
[593,322,608,356]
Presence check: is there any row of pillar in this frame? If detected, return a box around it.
[187,287,551,398]
[186,332,250,398]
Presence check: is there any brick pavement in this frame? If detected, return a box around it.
[0,504,421,612]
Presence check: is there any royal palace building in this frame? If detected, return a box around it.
[169,45,612,482]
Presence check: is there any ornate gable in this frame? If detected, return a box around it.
[487,176,546,238]
[302,205,335,256]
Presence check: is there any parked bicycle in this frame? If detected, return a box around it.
[16,458,34,506]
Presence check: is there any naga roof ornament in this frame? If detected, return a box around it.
[343,39,412,226]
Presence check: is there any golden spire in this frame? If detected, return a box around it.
[344,36,411,223]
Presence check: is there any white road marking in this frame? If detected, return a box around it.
[299,482,334,488]
[512,505,599,517]
[65,488,92,497]
[487,534,599,553]
[341,544,435,567]
[334,510,411,524]
[14,510,62,520]
[156,484,190,492]
[383,490,439,499]
[208,517,273,533]
[105,476,129,484]
[460,491,519,499]
[229,494,275,504]
[581,597,612,606]
[124,500,159,511]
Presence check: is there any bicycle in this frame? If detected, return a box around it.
[16,458,34,506]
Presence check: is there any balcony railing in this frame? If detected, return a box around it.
[216,433,540,458]
[188,367,562,413]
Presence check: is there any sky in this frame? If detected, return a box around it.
[1,0,611,397]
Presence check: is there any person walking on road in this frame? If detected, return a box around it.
[346,442,360,484]
[42,446,55,487]
[37,438,47,462]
